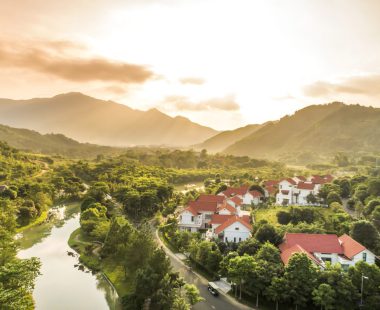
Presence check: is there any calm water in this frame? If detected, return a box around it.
[18,206,120,310]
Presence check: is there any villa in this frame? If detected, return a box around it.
[279,233,376,269]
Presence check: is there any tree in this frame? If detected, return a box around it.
[327,191,342,206]
[184,284,204,305]
[87,182,110,202]
[306,193,318,204]
[368,178,380,196]
[254,223,281,245]
[350,220,380,252]
[265,277,288,310]
[276,210,291,225]
[348,261,380,309]
[312,283,335,310]
[372,206,380,231]
[283,253,318,309]
[0,257,41,309]
[237,238,260,256]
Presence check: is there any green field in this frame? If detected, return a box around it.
[253,205,335,226]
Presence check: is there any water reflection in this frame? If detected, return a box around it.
[18,204,120,310]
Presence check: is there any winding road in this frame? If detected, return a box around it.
[154,230,253,310]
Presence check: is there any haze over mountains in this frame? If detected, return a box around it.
[0,92,217,147]
[0,92,379,161]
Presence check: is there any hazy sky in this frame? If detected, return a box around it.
[1,0,380,130]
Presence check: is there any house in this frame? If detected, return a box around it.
[275,175,330,206]
[178,193,253,242]
[279,233,376,269]
[218,185,263,205]
[211,215,252,243]
[178,200,218,232]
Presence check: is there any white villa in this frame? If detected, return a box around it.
[279,233,377,269]
[275,175,333,206]
[178,191,253,242]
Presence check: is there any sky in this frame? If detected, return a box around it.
[1,0,380,130]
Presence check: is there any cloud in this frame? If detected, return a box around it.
[162,95,240,111]
[303,74,380,97]
[102,85,128,95]
[179,77,205,85]
[0,40,154,83]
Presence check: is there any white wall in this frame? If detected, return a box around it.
[222,222,251,243]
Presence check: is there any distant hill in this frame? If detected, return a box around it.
[0,92,217,147]
[0,123,125,158]
[196,124,263,153]
[223,103,380,158]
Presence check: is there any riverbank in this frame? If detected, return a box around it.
[68,228,134,298]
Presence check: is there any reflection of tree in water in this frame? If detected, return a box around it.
[18,202,81,249]
[96,274,122,310]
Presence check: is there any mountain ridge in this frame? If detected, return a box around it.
[0,92,218,147]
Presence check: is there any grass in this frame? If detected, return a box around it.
[16,210,49,233]
[68,228,134,297]
[253,205,335,226]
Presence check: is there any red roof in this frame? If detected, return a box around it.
[280,244,322,266]
[280,233,343,254]
[215,215,252,234]
[183,206,198,216]
[281,178,297,185]
[323,174,334,183]
[218,202,236,214]
[187,201,218,213]
[222,185,250,197]
[266,185,278,196]
[263,180,279,187]
[230,196,243,205]
[210,214,235,224]
[249,190,263,197]
[311,175,332,185]
[197,194,225,204]
[339,234,366,259]
[297,182,315,190]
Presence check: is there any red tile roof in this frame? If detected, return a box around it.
[210,214,235,224]
[187,201,218,212]
[183,206,198,216]
[197,194,225,204]
[297,182,315,190]
[218,202,236,214]
[215,215,252,234]
[222,185,250,197]
[339,234,366,259]
[249,190,263,197]
[281,178,297,185]
[230,196,243,205]
[280,233,343,254]
[280,244,322,266]
[266,185,278,196]
[264,180,279,187]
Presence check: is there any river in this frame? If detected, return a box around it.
[17,203,120,310]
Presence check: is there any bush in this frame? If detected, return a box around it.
[277,210,291,225]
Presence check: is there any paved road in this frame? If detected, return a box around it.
[155,230,252,310]
[342,198,357,218]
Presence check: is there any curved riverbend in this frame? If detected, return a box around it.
[18,203,120,310]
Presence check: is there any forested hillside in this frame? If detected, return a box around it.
[224,103,380,159]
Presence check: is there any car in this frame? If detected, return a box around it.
[207,282,219,296]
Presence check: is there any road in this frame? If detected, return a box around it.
[154,230,253,310]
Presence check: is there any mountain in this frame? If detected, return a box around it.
[196,124,263,153]
[0,93,217,147]
[223,103,380,158]
[0,123,126,158]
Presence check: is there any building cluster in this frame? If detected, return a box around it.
[263,174,334,206]
[176,176,377,267]
[178,185,264,242]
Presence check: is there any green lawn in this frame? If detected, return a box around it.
[254,205,334,226]
[16,210,49,233]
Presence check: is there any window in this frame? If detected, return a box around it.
[321,257,332,263]
[191,216,194,222]
[363,252,367,262]
[239,238,242,242]
[234,237,236,243]
[235,227,239,230]
[225,237,228,242]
